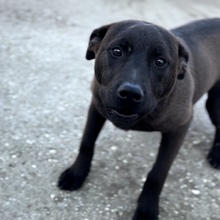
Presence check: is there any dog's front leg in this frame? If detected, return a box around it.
[58,101,106,191]
[133,120,191,220]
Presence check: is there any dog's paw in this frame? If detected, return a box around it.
[58,157,91,191]
[57,167,85,191]
[207,143,220,169]
[132,205,159,220]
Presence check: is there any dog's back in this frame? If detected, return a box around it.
[172,18,220,103]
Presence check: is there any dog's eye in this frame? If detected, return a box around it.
[155,58,167,67]
[112,47,122,57]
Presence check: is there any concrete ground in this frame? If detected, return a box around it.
[0,0,220,219]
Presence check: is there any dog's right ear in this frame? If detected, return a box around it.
[86,24,112,60]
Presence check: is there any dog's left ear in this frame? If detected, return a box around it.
[86,24,112,60]
[177,41,189,80]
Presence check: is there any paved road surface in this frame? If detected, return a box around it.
[0,0,220,219]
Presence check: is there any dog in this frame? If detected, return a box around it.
[58,18,220,220]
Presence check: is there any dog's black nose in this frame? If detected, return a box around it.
[117,83,144,102]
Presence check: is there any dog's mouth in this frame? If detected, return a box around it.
[107,107,139,119]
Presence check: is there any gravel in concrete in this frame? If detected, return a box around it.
[0,0,220,219]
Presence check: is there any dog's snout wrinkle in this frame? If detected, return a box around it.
[117,82,144,102]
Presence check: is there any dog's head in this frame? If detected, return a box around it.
[86,21,189,129]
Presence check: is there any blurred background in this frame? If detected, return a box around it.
[0,0,220,219]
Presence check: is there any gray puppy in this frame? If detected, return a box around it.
[58,18,220,220]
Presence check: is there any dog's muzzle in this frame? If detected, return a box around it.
[104,82,145,128]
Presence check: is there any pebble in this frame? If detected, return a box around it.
[31,164,37,169]
[191,189,200,195]
[193,140,201,145]
[150,152,155,157]
[110,146,118,151]
[49,149,57,154]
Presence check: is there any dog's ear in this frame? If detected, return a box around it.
[86,24,112,60]
[177,41,189,80]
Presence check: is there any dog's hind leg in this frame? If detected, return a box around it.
[206,81,220,169]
